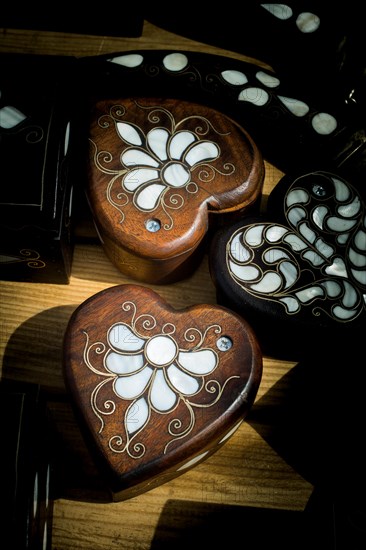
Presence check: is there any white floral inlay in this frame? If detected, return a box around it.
[91,102,234,229]
[227,172,366,322]
[117,124,219,213]
[83,300,239,458]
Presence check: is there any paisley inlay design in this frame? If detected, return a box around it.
[82,300,239,458]
[90,100,237,230]
[227,173,366,322]
[231,68,337,135]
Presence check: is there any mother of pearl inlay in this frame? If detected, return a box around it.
[238,87,269,106]
[296,12,320,33]
[83,302,239,457]
[255,71,280,88]
[261,4,293,19]
[311,113,337,135]
[108,54,144,68]
[0,105,27,129]
[163,52,188,72]
[221,70,248,86]
[145,335,178,366]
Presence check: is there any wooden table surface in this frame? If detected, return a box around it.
[0,20,324,550]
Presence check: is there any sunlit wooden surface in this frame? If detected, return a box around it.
[0,21,315,550]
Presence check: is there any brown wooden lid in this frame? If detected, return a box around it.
[63,284,262,498]
[86,97,264,261]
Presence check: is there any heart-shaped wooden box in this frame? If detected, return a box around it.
[63,284,262,501]
[86,96,264,284]
[209,170,366,359]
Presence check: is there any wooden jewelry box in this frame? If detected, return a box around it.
[0,53,77,284]
[209,170,366,359]
[77,48,365,288]
[86,96,264,284]
[63,284,262,501]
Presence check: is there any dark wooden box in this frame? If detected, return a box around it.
[0,53,78,283]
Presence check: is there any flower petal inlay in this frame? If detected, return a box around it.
[114,366,153,399]
[162,163,190,187]
[184,141,219,167]
[147,128,169,161]
[178,349,217,375]
[109,324,145,352]
[150,370,177,411]
[123,168,159,191]
[169,131,196,160]
[117,122,143,146]
[125,397,149,435]
[167,364,200,395]
[135,183,166,210]
[106,351,144,374]
[121,149,159,168]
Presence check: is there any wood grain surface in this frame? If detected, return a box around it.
[86,96,264,283]
[0,21,316,550]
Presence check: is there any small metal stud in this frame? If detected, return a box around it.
[312,184,327,197]
[145,218,161,232]
[216,336,233,351]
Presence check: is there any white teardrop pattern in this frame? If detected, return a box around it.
[222,57,339,135]
[227,174,366,322]
[108,54,144,68]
